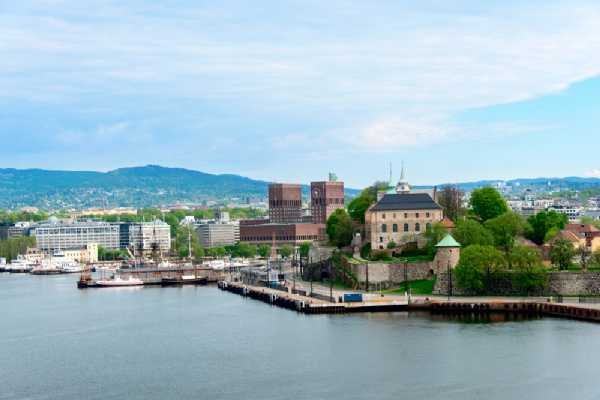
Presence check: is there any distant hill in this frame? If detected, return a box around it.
[1,165,599,210]
[438,177,600,192]
[0,165,274,209]
[0,165,359,210]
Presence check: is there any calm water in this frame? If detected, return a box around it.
[1,274,600,400]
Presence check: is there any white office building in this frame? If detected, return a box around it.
[33,220,119,252]
[196,222,239,248]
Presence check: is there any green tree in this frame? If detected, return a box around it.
[0,236,36,261]
[591,250,600,268]
[386,241,397,250]
[279,245,293,259]
[98,246,128,261]
[454,245,507,294]
[423,222,448,255]
[206,246,226,258]
[347,181,389,223]
[510,246,547,295]
[298,242,311,258]
[469,187,508,222]
[174,224,202,259]
[193,246,205,262]
[226,242,256,258]
[526,210,568,245]
[549,238,575,270]
[326,209,354,248]
[370,250,392,261]
[576,245,592,270]
[453,219,494,247]
[257,244,271,258]
[484,212,526,263]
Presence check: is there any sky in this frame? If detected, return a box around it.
[1,0,600,188]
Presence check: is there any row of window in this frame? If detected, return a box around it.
[312,198,344,205]
[240,235,318,242]
[381,212,432,219]
[270,200,301,207]
[381,222,431,233]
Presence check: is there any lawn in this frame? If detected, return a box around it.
[382,279,436,295]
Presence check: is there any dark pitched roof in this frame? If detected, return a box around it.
[370,193,442,211]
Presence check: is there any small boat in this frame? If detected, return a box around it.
[31,265,62,275]
[7,257,34,273]
[182,275,208,285]
[96,276,144,287]
[160,277,182,286]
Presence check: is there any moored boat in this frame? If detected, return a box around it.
[96,276,144,287]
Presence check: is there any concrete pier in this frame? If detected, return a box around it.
[218,281,600,323]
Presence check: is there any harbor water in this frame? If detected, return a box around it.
[1,273,600,400]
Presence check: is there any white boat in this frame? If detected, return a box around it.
[36,254,83,274]
[96,276,144,287]
[7,257,35,273]
[206,259,226,270]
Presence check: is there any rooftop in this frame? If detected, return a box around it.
[370,193,442,212]
[435,234,461,248]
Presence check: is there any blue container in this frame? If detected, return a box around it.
[343,293,363,303]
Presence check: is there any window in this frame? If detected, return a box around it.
[404,213,408,218]
[381,224,387,233]
[393,213,396,218]
[393,224,398,232]
[416,213,420,218]
[415,223,421,232]
[426,223,431,231]
[379,236,383,243]
[404,223,409,232]
[382,213,386,219]
[426,212,430,218]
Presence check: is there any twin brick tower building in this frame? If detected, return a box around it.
[239,177,344,246]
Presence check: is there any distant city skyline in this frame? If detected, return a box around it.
[1,1,600,188]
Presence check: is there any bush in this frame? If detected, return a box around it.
[370,250,392,262]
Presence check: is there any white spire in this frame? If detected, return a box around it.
[396,160,411,194]
[400,160,405,181]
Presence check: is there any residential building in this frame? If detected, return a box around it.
[310,179,345,224]
[61,243,99,263]
[196,222,240,248]
[268,183,302,223]
[33,220,119,252]
[547,204,582,222]
[565,224,600,252]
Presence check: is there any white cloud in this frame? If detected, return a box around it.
[1,0,600,154]
[585,169,600,178]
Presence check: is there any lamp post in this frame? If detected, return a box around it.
[309,255,313,295]
[447,261,452,301]
[329,259,334,302]
[404,260,411,304]
[365,261,369,292]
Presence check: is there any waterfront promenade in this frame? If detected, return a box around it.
[219,280,600,322]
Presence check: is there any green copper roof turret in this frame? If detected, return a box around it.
[435,234,461,248]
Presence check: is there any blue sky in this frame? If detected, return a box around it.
[1,0,600,188]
